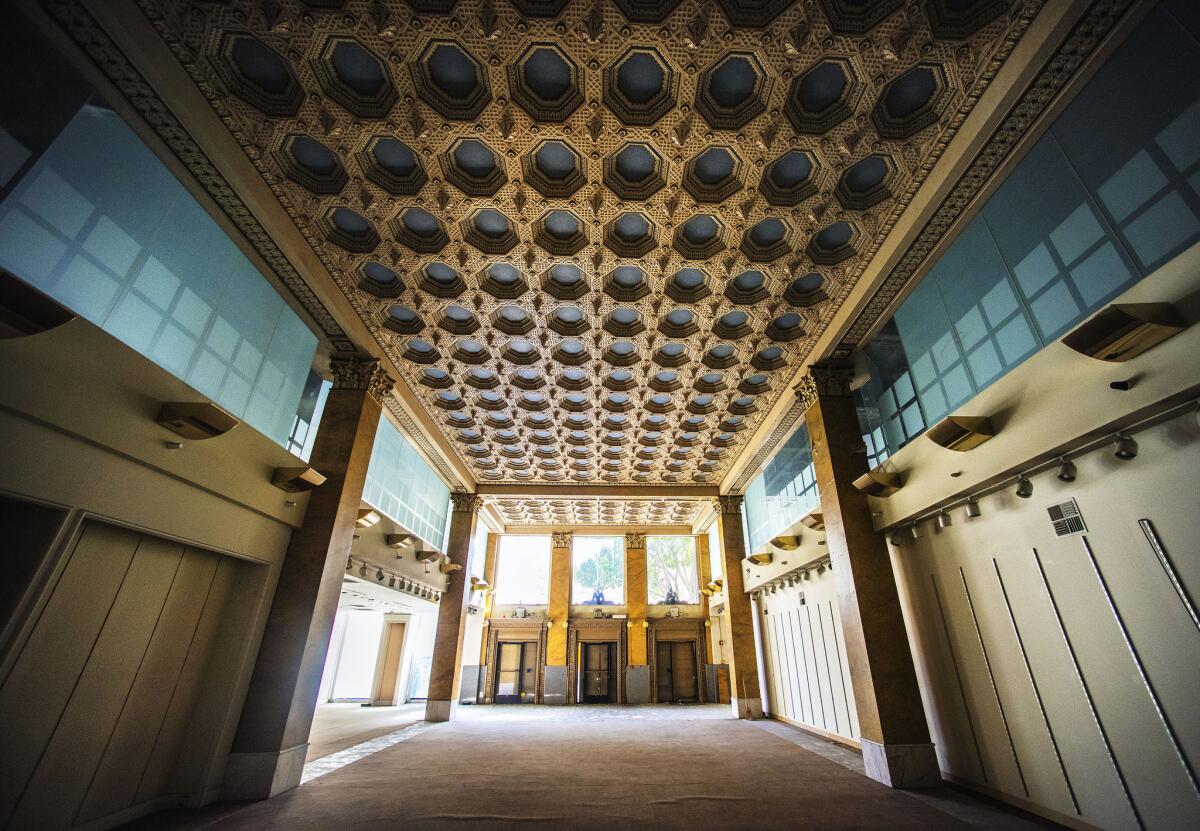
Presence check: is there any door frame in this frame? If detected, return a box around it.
[481,620,545,704]
[567,619,626,703]
[648,618,707,704]
[369,614,410,705]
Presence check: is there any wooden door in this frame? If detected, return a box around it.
[372,621,406,704]
[580,642,615,703]
[655,640,700,703]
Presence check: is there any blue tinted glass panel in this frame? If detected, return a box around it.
[364,417,451,549]
[744,421,819,553]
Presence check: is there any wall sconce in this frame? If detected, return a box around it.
[926,415,996,452]
[272,466,326,493]
[1061,301,1186,362]
[1016,476,1034,498]
[385,533,412,549]
[1114,433,1138,460]
[852,466,903,497]
[356,509,381,528]
[965,498,981,518]
[1057,458,1077,482]
[157,401,239,440]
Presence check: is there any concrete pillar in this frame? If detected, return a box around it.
[224,357,391,800]
[543,531,572,704]
[624,532,650,704]
[714,497,763,719]
[801,365,940,788]
[425,494,482,722]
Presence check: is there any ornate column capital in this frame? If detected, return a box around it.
[793,374,819,412]
[716,495,744,514]
[551,531,573,549]
[625,532,646,549]
[330,356,394,402]
[805,362,856,398]
[450,493,483,514]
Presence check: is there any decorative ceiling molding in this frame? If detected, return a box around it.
[58,0,1049,487]
[487,496,708,527]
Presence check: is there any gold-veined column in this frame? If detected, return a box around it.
[715,496,762,719]
[624,532,649,703]
[544,530,572,704]
[802,365,938,787]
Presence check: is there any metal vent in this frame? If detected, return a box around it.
[1048,498,1087,537]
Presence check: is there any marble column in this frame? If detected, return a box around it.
[224,357,391,800]
[801,365,940,788]
[696,532,717,703]
[714,497,763,719]
[425,494,482,722]
[624,532,649,704]
[544,531,572,704]
[478,532,499,667]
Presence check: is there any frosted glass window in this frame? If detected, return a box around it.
[647,536,698,605]
[707,522,722,581]
[363,417,451,549]
[494,535,551,606]
[744,422,819,553]
[572,536,625,605]
[0,103,317,447]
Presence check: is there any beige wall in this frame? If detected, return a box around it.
[757,564,860,746]
[0,319,305,829]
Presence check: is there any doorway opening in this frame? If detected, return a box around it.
[655,640,699,703]
[494,641,538,703]
[578,641,617,703]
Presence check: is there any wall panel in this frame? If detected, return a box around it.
[896,411,1200,829]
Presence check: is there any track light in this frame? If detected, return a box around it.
[1114,433,1138,460]
[1016,476,1033,498]
[890,533,904,546]
[376,568,385,582]
[909,524,921,539]
[358,563,368,578]
[388,576,396,588]
[935,511,952,529]
[965,498,981,518]
[1056,457,1077,482]
[346,558,353,571]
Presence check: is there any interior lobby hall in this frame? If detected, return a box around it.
[1,0,1198,830]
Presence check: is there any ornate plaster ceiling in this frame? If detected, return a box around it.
[130,0,1038,486]
[487,495,709,527]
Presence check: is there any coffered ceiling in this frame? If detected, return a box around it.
[127,0,1038,487]
[488,495,709,527]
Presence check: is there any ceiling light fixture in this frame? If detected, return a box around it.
[1015,475,1033,499]
[1114,433,1138,460]
[935,511,952,529]
[1056,457,1077,482]
[965,498,981,518]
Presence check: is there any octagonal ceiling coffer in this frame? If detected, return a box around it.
[534,210,588,255]
[358,262,402,298]
[541,263,588,300]
[926,0,1014,39]
[716,0,797,27]
[508,43,583,123]
[821,0,905,34]
[603,212,657,258]
[360,137,426,195]
[673,214,726,260]
[390,207,449,253]
[604,142,666,201]
[695,51,771,131]
[725,270,770,305]
[603,266,650,302]
[412,40,491,121]
[508,0,571,16]
[836,154,895,210]
[277,134,347,194]
[683,146,744,203]
[604,47,677,126]
[807,221,859,265]
[479,263,528,300]
[441,138,507,196]
[873,64,949,139]
[213,32,303,117]
[785,57,861,135]
[740,217,793,263]
[462,208,518,254]
[313,36,396,119]
[523,139,586,198]
[324,207,379,253]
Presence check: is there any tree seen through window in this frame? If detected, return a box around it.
[572,536,624,605]
[647,536,698,605]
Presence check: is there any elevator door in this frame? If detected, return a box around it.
[655,640,699,703]
[580,642,616,703]
[494,642,537,703]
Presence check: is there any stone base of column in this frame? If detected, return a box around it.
[425,699,457,722]
[625,666,650,704]
[221,744,308,800]
[731,696,763,720]
[860,739,942,789]
[543,665,568,704]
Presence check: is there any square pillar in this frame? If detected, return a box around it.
[224,358,391,800]
[425,494,482,722]
[544,531,572,704]
[714,498,762,719]
[801,365,940,788]
[624,532,650,704]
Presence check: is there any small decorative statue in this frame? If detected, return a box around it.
[665,588,679,604]
[591,588,606,605]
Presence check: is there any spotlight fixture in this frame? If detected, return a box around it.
[935,511,952,529]
[1114,433,1138,460]
[346,558,353,571]
[965,498,981,518]
[359,563,368,577]
[388,576,396,588]
[909,524,921,539]
[376,568,385,582]
[1016,476,1033,498]
[1056,457,1077,482]
[889,532,904,546]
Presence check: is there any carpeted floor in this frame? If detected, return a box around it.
[306,702,426,761]
[141,706,1056,831]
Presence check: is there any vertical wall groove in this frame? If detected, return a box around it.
[930,574,988,784]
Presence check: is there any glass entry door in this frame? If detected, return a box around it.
[494,641,537,703]
[655,640,699,703]
[579,642,616,703]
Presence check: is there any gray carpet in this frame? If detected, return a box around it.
[175,706,1000,830]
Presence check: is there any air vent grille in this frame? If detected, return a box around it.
[1048,498,1087,537]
